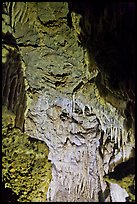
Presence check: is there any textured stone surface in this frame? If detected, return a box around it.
[109,183,129,202]
[2,2,135,202]
[2,106,52,202]
[2,41,26,130]
[25,92,105,201]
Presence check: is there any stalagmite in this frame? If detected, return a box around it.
[72,191,75,202]
[78,173,82,195]
[79,177,84,194]
[90,179,93,199]
[87,177,91,199]
[81,177,86,194]
[68,172,73,194]
[78,175,83,194]
[76,184,79,196]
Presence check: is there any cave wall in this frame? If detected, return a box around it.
[2,34,26,130]
[2,2,135,202]
[2,3,52,202]
[2,106,52,202]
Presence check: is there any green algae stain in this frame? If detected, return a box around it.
[2,106,52,202]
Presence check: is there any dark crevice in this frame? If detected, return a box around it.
[37,16,58,27]
[55,81,66,87]
[106,157,135,180]
[67,10,72,28]
[2,2,9,15]
[9,2,13,28]
[2,182,18,202]
[2,32,19,50]
[17,43,40,48]
[50,72,70,78]
[72,81,84,94]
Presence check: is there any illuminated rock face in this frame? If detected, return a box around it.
[24,88,134,202]
[2,2,135,202]
[25,93,103,202]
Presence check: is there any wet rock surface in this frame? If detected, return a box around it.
[2,2,135,202]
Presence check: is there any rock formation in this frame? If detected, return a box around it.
[2,2,135,202]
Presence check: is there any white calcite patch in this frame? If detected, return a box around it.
[110,183,129,202]
[25,90,134,202]
[25,92,103,201]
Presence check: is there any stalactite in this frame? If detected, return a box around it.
[79,177,83,195]
[125,131,128,144]
[63,175,66,186]
[72,182,75,202]
[90,179,93,200]
[85,104,92,115]
[87,177,90,200]
[118,128,121,149]
[120,128,122,145]
[71,122,74,134]
[87,166,89,177]
[105,128,110,135]
[68,175,72,194]
[77,178,82,195]
[122,145,125,161]
[101,123,106,135]
[47,186,51,202]
[76,185,79,200]
[122,129,126,161]
[72,93,75,114]
[82,106,85,117]
[81,177,87,194]
[114,127,118,144]
[111,124,113,140]
[68,183,71,194]
[61,173,64,186]
[122,129,124,146]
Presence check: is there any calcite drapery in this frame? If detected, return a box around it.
[25,92,103,202]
